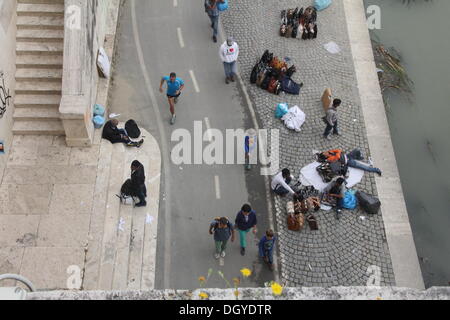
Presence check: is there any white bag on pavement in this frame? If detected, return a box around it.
[281,106,306,132]
[97,47,111,78]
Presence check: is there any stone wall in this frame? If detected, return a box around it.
[0,0,16,179]
[60,0,111,146]
[25,287,450,300]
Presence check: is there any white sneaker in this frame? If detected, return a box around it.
[214,253,220,260]
[221,251,226,258]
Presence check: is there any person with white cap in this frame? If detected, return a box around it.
[219,36,239,84]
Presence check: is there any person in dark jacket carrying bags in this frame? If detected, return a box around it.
[234,204,257,256]
[259,229,277,271]
[131,160,147,207]
[209,217,235,259]
[102,119,143,147]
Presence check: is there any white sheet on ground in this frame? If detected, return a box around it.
[281,105,306,132]
[299,162,365,192]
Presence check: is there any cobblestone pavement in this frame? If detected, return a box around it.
[221,0,396,286]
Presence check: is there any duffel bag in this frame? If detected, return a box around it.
[356,191,381,215]
[125,119,141,139]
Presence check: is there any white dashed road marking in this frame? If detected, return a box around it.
[189,70,200,93]
[214,175,221,200]
[204,117,212,142]
[177,27,185,48]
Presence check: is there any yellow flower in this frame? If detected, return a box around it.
[199,292,209,299]
[233,277,241,286]
[198,276,206,283]
[376,297,383,301]
[234,290,240,298]
[240,268,252,278]
[271,282,283,296]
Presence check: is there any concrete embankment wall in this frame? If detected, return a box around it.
[0,0,17,180]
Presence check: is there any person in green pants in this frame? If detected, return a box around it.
[234,204,258,256]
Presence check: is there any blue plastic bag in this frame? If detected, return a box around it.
[275,103,289,119]
[342,190,358,210]
[314,0,332,11]
[218,0,228,12]
[93,115,105,129]
[93,104,105,117]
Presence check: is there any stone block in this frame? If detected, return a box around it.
[37,214,90,247]
[0,215,40,247]
[49,184,94,215]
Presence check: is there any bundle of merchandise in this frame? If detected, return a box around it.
[250,50,303,95]
[280,6,318,40]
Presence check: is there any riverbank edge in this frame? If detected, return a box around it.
[343,0,424,289]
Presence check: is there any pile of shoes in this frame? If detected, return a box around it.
[250,50,303,95]
[280,6,318,40]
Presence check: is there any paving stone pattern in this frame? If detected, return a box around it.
[221,0,395,286]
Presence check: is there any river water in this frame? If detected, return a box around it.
[363,0,450,287]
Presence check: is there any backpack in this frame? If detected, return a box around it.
[212,217,232,232]
[125,119,141,139]
[116,179,136,205]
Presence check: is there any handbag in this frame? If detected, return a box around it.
[306,214,319,231]
[217,0,229,12]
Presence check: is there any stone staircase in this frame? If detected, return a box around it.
[13,0,65,136]
[82,135,160,291]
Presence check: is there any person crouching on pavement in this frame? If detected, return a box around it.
[322,177,347,220]
[220,37,239,84]
[271,168,296,197]
[131,160,147,208]
[102,119,143,147]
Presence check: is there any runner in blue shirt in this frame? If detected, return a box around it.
[159,72,185,125]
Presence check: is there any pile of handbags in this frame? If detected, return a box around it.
[280,6,318,40]
[250,50,303,95]
[287,193,320,231]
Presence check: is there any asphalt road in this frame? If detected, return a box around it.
[109,0,274,290]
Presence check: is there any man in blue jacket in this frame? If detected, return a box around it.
[259,230,277,271]
[234,204,257,256]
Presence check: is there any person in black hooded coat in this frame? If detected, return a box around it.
[131,160,147,207]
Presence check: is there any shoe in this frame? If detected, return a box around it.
[170,115,176,125]
[376,170,382,177]
[135,201,147,208]
[213,36,217,43]
[335,209,342,220]
[225,77,230,84]
[245,164,251,171]
[240,247,245,256]
[333,132,341,136]
[230,75,235,82]
[220,251,226,258]
[299,82,304,88]
[324,135,331,140]
[268,263,274,271]
[215,253,220,260]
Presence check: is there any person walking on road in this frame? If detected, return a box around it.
[259,230,277,271]
[204,0,224,43]
[130,160,147,207]
[209,217,235,259]
[159,72,185,125]
[219,37,239,84]
[323,99,342,140]
[234,204,257,256]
